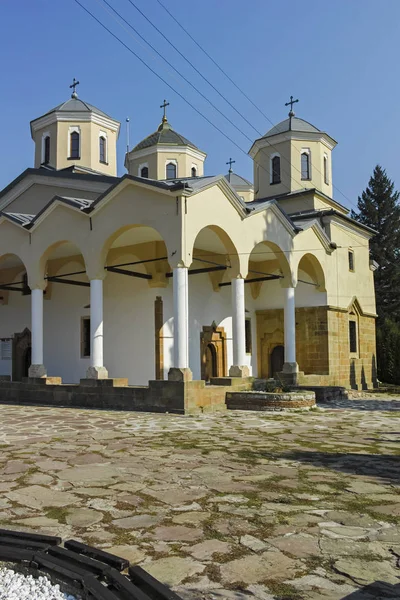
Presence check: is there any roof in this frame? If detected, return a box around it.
[290,208,377,235]
[132,118,199,152]
[0,167,117,203]
[32,96,114,123]
[224,172,253,189]
[263,116,321,138]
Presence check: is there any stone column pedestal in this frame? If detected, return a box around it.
[168,367,193,382]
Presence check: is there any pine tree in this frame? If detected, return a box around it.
[351,165,400,322]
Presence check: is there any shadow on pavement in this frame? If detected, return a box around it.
[276,451,400,483]
[341,580,400,598]
[318,398,400,411]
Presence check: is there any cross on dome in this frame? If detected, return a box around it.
[160,99,170,123]
[285,95,299,118]
[226,157,236,174]
[69,78,80,99]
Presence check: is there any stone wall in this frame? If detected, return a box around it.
[256,306,377,389]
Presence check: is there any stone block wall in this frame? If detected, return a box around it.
[256,305,377,389]
[327,309,377,389]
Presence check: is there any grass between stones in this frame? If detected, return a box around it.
[262,580,304,600]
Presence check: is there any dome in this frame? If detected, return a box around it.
[39,97,113,120]
[132,118,199,152]
[224,172,253,188]
[263,117,321,138]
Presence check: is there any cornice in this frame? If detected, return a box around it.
[249,130,337,158]
[31,111,121,137]
[126,144,207,163]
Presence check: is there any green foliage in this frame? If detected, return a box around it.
[376,318,400,384]
[352,165,400,382]
[351,165,400,322]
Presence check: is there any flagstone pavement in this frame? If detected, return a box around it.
[0,397,399,599]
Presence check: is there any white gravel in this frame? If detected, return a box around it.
[0,567,78,600]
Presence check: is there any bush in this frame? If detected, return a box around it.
[376,318,400,384]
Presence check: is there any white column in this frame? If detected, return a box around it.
[29,288,46,377]
[173,267,189,369]
[283,286,297,369]
[232,277,246,366]
[229,277,249,377]
[86,278,108,379]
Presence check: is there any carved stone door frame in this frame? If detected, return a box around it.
[200,323,227,380]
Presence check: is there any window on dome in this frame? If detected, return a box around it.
[140,166,149,178]
[166,162,177,179]
[43,136,50,164]
[99,136,107,163]
[271,155,281,184]
[70,131,80,159]
[191,166,197,177]
[301,151,310,180]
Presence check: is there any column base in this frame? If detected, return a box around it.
[229,365,250,378]
[278,362,299,386]
[168,368,193,382]
[86,366,109,380]
[28,364,47,378]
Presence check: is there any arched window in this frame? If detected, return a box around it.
[99,136,106,163]
[191,166,197,177]
[44,136,50,164]
[301,151,310,180]
[166,162,177,179]
[271,155,281,184]
[70,131,80,159]
[140,166,149,178]
[323,154,329,184]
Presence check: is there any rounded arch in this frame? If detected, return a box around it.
[96,224,172,282]
[0,253,29,305]
[190,224,244,278]
[248,240,292,285]
[297,253,326,291]
[34,240,89,288]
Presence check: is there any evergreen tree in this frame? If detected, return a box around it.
[351,165,400,321]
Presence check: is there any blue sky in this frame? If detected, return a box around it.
[1,0,399,211]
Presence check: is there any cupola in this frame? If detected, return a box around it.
[30,79,120,176]
[248,97,337,200]
[125,101,206,180]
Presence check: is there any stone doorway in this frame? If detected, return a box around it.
[270,345,284,378]
[200,323,227,381]
[12,328,31,381]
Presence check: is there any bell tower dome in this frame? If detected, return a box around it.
[249,98,337,200]
[30,80,120,176]
[125,100,206,180]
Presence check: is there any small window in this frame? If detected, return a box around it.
[81,317,90,358]
[44,136,50,164]
[324,154,329,184]
[0,339,11,360]
[301,152,310,180]
[348,249,355,271]
[166,162,177,179]
[191,166,197,177]
[140,166,149,178]
[70,131,80,159]
[245,319,252,354]
[99,136,106,163]
[271,155,281,184]
[349,320,357,353]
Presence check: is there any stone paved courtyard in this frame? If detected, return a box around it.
[0,398,399,599]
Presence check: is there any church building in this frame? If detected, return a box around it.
[0,84,377,401]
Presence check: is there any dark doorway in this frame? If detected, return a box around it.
[270,345,284,377]
[204,343,217,382]
[23,347,31,378]
[12,328,31,381]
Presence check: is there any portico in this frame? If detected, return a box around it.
[0,87,378,408]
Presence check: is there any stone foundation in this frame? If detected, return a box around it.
[226,390,316,411]
[0,377,252,415]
